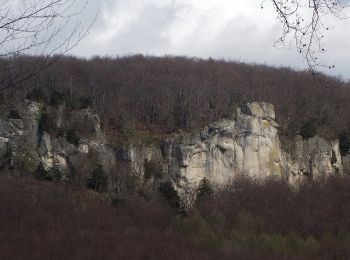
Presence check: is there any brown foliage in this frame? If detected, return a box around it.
[0,174,200,259]
[198,176,350,238]
[1,173,350,259]
[1,55,350,141]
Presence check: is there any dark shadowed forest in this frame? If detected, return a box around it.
[1,172,350,259]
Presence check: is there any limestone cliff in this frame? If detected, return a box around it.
[161,103,284,202]
[0,99,115,186]
[117,102,344,205]
[0,99,347,204]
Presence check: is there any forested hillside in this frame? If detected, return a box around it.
[1,173,350,259]
[2,55,350,142]
[2,55,350,259]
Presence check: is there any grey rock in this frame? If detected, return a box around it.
[118,102,345,208]
[0,99,346,208]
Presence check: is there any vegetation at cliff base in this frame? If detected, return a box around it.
[1,172,350,259]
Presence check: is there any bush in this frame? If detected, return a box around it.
[159,181,180,208]
[144,160,163,180]
[196,178,212,204]
[79,96,92,109]
[34,163,61,182]
[25,87,47,102]
[111,196,126,207]
[34,163,50,181]
[300,121,317,138]
[339,132,350,155]
[49,167,61,182]
[87,164,107,192]
[65,97,80,110]
[66,129,80,146]
[8,109,21,119]
[175,215,219,250]
[38,110,54,138]
[65,94,93,110]
[50,90,66,106]
[235,211,264,234]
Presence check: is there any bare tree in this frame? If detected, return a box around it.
[262,0,350,72]
[0,0,94,92]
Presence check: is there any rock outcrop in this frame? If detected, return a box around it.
[117,102,344,205]
[0,99,347,205]
[0,99,115,185]
[286,136,343,181]
[161,102,284,201]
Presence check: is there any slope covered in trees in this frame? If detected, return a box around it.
[1,172,350,259]
[2,55,350,142]
[1,56,350,259]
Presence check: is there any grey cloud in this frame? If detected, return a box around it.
[102,2,183,54]
[70,0,349,80]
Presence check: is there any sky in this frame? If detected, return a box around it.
[69,0,350,79]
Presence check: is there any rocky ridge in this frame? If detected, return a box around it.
[0,99,349,205]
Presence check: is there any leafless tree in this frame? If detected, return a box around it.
[0,0,94,92]
[263,0,350,72]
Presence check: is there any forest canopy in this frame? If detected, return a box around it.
[1,55,350,142]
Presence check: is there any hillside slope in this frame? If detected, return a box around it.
[1,55,350,142]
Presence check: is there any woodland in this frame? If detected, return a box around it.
[1,56,350,259]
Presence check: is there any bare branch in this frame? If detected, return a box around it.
[263,0,350,72]
[0,0,95,92]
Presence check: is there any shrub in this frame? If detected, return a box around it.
[303,236,320,256]
[300,121,317,138]
[87,164,107,192]
[235,211,264,234]
[116,114,135,136]
[111,196,126,207]
[64,94,92,110]
[38,111,54,138]
[66,129,80,146]
[49,167,61,182]
[339,132,350,155]
[79,96,92,109]
[224,102,239,119]
[50,90,66,106]
[144,160,163,180]
[159,181,180,208]
[34,163,61,182]
[196,178,212,204]
[8,109,21,119]
[65,97,80,110]
[25,87,47,102]
[34,163,50,181]
[175,215,219,250]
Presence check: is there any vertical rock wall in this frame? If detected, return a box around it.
[118,102,344,203]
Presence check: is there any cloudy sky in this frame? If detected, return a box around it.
[71,0,350,79]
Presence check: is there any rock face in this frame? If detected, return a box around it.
[0,99,347,205]
[0,100,115,186]
[161,102,284,201]
[118,102,345,205]
[287,136,343,182]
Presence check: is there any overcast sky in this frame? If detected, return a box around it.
[70,0,350,79]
